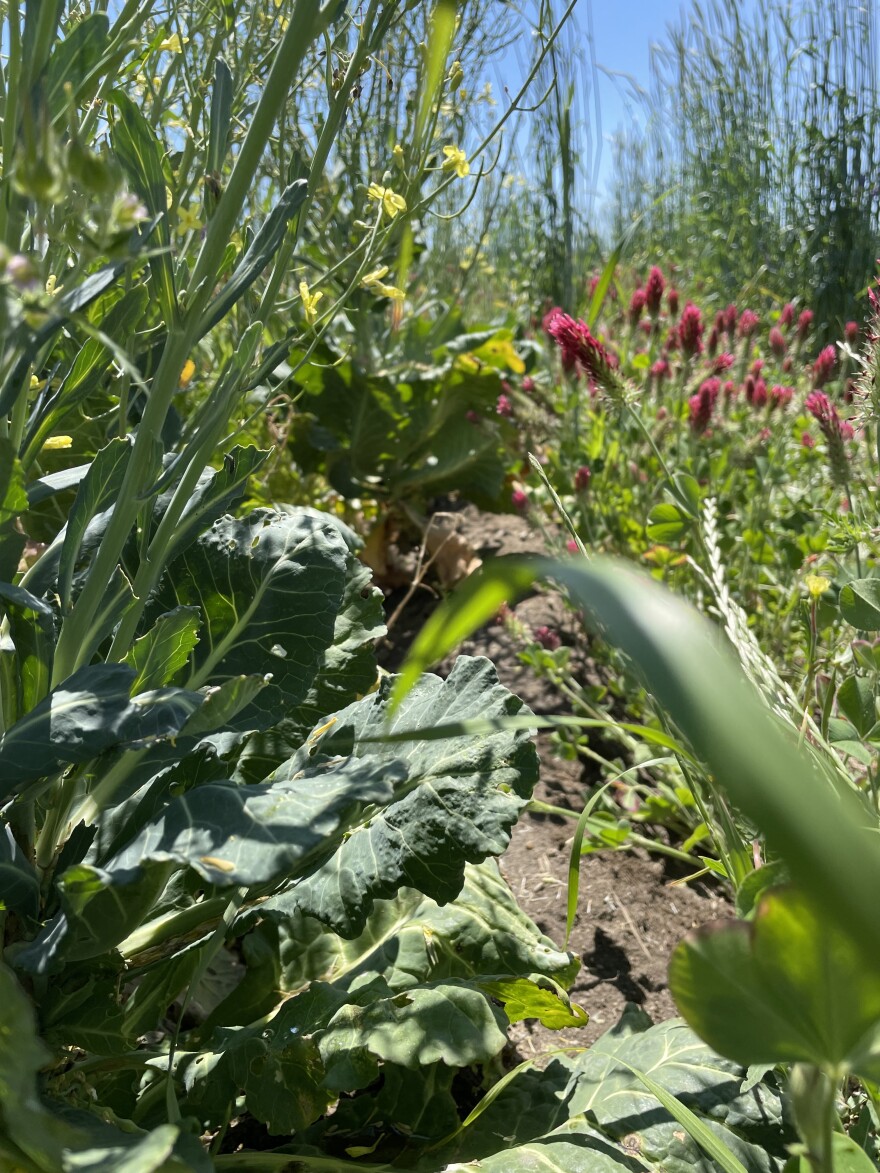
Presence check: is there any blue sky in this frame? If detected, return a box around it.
[570,0,758,200]
[588,0,690,196]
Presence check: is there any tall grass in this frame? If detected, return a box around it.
[610,0,880,335]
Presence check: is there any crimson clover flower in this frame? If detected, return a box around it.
[806,390,851,485]
[678,302,704,357]
[545,311,623,396]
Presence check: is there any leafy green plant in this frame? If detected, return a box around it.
[0,3,598,1168]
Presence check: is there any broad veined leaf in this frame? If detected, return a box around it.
[57,1113,212,1172]
[175,1022,331,1136]
[15,856,177,972]
[174,982,351,1131]
[450,1010,789,1172]
[318,980,509,1087]
[156,444,269,566]
[150,508,350,728]
[0,664,204,798]
[124,606,201,692]
[669,887,880,1081]
[477,976,587,1029]
[301,1062,460,1154]
[234,518,384,780]
[277,859,578,995]
[42,972,130,1055]
[106,756,400,889]
[257,656,538,936]
[564,1014,790,1172]
[389,421,505,505]
[449,1119,645,1172]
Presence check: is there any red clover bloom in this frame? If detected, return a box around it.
[805,391,850,484]
[574,465,591,492]
[645,266,665,314]
[546,311,622,395]
[797,309,814,339]
[812,345,836,388]
[678,301,704,357]
[738,309,759,338]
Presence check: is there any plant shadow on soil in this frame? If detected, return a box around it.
[377,503,731,1053]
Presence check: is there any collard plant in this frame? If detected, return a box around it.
[0,3,590,1169]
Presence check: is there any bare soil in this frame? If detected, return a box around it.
[377,504,730,1050]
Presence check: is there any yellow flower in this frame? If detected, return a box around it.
[299,281,323,326]
[179,359,196,387]
[805,574,831,599]
[442,144,470,178]
[361,265,405,300]
[367,183,407,219]
[392,143,405,167]
[43,435,72,451]
[176,204,203,236]
[158,33,189,53]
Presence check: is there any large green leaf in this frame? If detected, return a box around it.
[563,1015,789,1171]
[447,1010,789,1172]
[151,508,350,728]
[232,516,385,780]
[449,1121,645,1172]
[156,445,269,567]
[0,664,204,798]
[277,859,578,995]
[108,755,397,890]
[257,656,538,936]
[669,887,880,1081]
[15,856,177,972]
[318,979,509,1087]
[124,606,201,693]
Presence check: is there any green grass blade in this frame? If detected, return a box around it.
[613,1056,750,1173]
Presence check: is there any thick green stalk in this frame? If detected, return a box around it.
[0,0,21,247]
[187,0,323,311]
[51,0,330,683]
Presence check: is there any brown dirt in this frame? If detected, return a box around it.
[377,503,731,1051]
